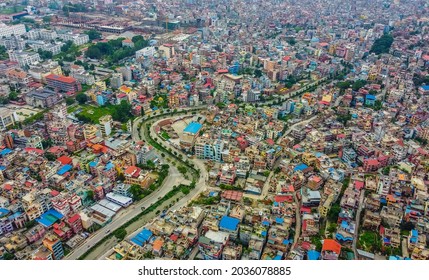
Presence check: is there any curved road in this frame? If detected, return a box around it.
[68,78,327,259]
[65,164,182,259]
[66,109,205,260]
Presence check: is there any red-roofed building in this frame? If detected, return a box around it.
[53,222,73,240]
[221,190,243,202]
[354,180,365,191]
[274,195,293,203]
[46,74,81,94]
[321,239,341,260]
[363,158,379,172]
[67,213,82,234]
[57,155,72,165]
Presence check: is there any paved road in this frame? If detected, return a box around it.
[290,191,302,251]
[352,190,365,258]
[70,79,327,259]
[65,164,183,259]
[401,238,409,258]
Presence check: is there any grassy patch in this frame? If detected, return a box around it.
[160,131,170,140]
[358,231,382,252]
[78,104,117,123]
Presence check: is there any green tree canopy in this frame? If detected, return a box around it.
[76,93,88,104]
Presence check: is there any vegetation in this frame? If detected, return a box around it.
[55,41,81,62]
[0,45,8,60]
[84,30,102,41]
[76,102,133,124]
[414,137,428,146]
[62,3,87,16]
[25,220,37,229]
[219,184,242,191]
[365,100,383,111]
[66,97,75,106]
[113,228,127,240]
[327,203,341,223]
[190,194,221,206]
[22,109,48,125]
[2,252,15,260]
[358,231,382,252]
[0,5,25,14]
[76,93,88,105]
[85,36,148,63]
[370,34,394,55]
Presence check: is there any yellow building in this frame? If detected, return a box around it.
[83,124,99,140]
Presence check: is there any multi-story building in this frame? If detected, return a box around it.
[46,74,81,94]
[0,23,26,38]
[124,166,153,188]
[0,108,17,131]
[159,44,175,59]
[8,51,41,67]
[66,213,82,234]
[26,135,44,149]
[57,32,89,46]
[99,115,113,137]
[195,138,224,162]
[110,73,123,89]
[25,88,62,108]
[136,46,156,59]
[42,234,64,260]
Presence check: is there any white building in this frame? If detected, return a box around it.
[8,51,41,67]
[0,108,17,131]
[57,33,89,46]
[0,23,26,38]
[136,46,156,59]
[99,115,113,137]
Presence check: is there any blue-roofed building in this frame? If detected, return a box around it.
[365,94,376,106]
[0,208,10,218]
[0,148,12,157]
[219,216,240,239]
[307,250,321,260]
[419,85,429,95]
[36,209,64,228]
[183,122,203,135]
[57,164,72,175]
[131,228,152,247]
[410,229,418,245]
[294,163,308,172]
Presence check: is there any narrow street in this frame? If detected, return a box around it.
[352,190,365,258]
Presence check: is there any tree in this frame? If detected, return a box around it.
[76,93,88,104]
[0,45,8,60]
[84,30,102,40]
[86,190,94,202]
[42,16,52,23]
[370,34,394,55]
[45,153,56,161]
[327,204,341,222]
[254,69,263,78]
[181,186,190,195]
[129,185,143,201]
[352,80,367,91]
[86,46,102,59]
[112,100,132,122]
[61,40,74,53]
[177,165,187,175]
[113,228,127,240]
[65,97,75,105]
[3,252,15,260]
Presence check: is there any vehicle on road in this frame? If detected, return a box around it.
[105,229,110,234]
